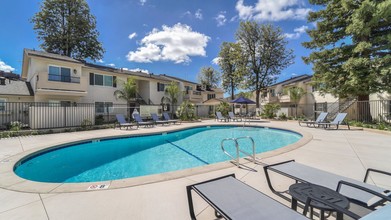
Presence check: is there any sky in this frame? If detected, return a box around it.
[0,0,318,85]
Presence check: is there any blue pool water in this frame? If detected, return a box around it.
[14,126,301,183]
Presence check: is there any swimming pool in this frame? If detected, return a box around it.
[14,126,301,183]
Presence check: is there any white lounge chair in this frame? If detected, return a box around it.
[299,112,328,127]
[187,174,309,220]
[318,112,350,130]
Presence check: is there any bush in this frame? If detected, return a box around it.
[279,113,287,120]
[215,102,231,117]
[8,121,23,131]
[81,119,92,130]
[261,104,281,119]
[176,100,196,121]
[95,115,104,125]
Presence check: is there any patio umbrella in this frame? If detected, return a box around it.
[230,96,256,115]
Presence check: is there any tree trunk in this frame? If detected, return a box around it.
[255,90,260,108]
[295,103,298,118]
[230,81,234,100]
[357,94,372,122]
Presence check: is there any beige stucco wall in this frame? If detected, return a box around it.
[0,96,34,102]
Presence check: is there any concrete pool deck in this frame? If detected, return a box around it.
[0,120,390,219]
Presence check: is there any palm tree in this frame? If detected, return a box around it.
[284,86,306,118]
[162,81,181,117]
[114,77,137,118]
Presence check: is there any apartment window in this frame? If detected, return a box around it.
[95,102,113,113]
[157,82,165,92]
[185,86,192,94]
[48,66,71,82]
[207,94,216,100]
[89,73,116,87]
[0,98,6,111]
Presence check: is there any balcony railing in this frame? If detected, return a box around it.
[192,91,201,96]
[48,74,80,84]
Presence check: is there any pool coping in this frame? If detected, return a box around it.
[0,122,312,193]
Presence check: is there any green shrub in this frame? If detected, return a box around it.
[279,113,287,120]
[261,104,281,119]
[95,115,104,125]
[215,102,231,117]
[81,119,93,130]
[176,100,196,121]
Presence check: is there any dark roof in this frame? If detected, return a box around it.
[271,74,312,87]
[159,74,199,85]
[24,49,83,64]
[0,79,34,96]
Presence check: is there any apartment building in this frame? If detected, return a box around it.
[259,74,338,117]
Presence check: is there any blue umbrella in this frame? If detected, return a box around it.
[230,96,256,115]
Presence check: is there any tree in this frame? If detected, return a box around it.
[31,0,104,61]
[216,102,231,117]
[162,81,181,116]
[197,66,220,89]
[114,77,137,118]
[284,86,306,118]
[176,100,196,121]
[237,91,254,99]
[303,0,391,119]
[236,22,294,108]
[218,42,246,99]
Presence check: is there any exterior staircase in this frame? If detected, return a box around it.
[327,98,357,119]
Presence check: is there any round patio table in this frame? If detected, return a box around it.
[289,183,349,220]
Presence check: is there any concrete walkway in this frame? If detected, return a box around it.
[0,120,390,219]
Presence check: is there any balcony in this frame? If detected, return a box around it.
[279,95,291,103]
[35,72,87,96]
[183,90,202,102]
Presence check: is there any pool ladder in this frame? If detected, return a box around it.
[221,136,259,167]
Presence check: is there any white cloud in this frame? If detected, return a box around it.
[0,60,15,72]
[195,9,203,20]
[128,32,137,40]
[124,68,150,74]
[211,57,221,65]
[284,25,308,39]
[235,0,311,22]
[215,11,227,26]
[107,63,116,67]
[140,0,146,6]
[126,23,210,64]
[97,59,104,63]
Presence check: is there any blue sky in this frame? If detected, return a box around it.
[0,0,316,84]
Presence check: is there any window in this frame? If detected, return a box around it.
[48,66,72,83]
[95,102,113,113]
[89,73,115,87]
[157,82,165,92]
[185,86,192,94]
[0,98,6,111]
[207,93,216,100]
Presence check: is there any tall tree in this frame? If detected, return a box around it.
[31,0,104,61]
[114,77,137,118]
[197,66,220,89]
[236,22,294,108]
[303,0,391,105]
[284,86,306,118]
[218,42,246,99]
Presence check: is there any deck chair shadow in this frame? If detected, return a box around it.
[187,174,309,220]
[151,113,169,126]
[299,112,328,127]
[162,112,181,124]
[264,160,391,215]
[115,114,137,130]
[228,112,242,122]
[318,112,350,130]
[133,113,154,127]
[216,112,227,122]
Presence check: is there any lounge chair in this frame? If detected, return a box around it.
[187,174,309,220]
[298,112,328,127]
[228,112,242,122]
[163,112,181,124]
[151,113,169,126]
[317,112,350,130]
[133,113,154,127]
[115,114,137,130]
[264,160,391,211]
[215,112,227,122]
